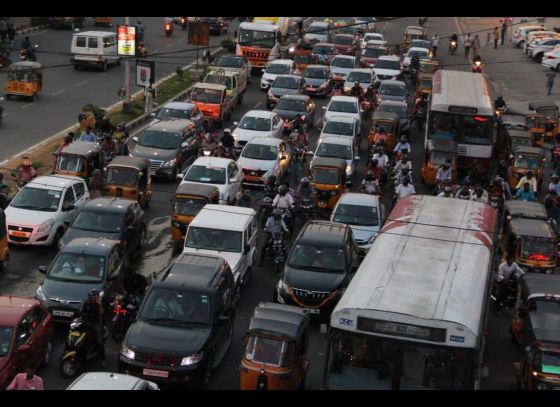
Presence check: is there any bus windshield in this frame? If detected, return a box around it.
[428,112,494,145]
[239,29,276,48]
[325,331,473,390]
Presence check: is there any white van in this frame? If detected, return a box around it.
[71,31,120,71]
[183,204,257,287]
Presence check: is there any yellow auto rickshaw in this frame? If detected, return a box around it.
[529,100,559,142]
[415,73,433,99]
[94,17,113,27]
[5,61,43,101]
[171,183,219,245]
[512,274,560,390]
[507,146,545,190]
[421,139,457,186]
[105,156,152,207]
[0,208,9,271]
[309,157,347,211]
[369,112,400,154]
[54,141,102,181]
[403,25,427,52]
[240,302,310,390]
[526,113,546,146]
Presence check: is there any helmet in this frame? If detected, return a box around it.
[372,159,379,166]
[103,133,112,140]
[301,177,309,185]
[365,173,374,181]
[278,185,288,195]
[402,175,411,184]
[88,289,100,299]
[272,209,282,220]
[400,136,407,142]
[223,128,231,135]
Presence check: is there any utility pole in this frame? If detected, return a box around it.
[123,16,131,113]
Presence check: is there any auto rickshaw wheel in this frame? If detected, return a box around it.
[5,94,10,100]
[0,253,8,270]
[30,93,37,102]
[102,60,108,72]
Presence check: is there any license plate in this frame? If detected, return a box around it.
[52,310,74,317]
[143,368,169,378]
[307,86,315,91]
[9,231,28,237]
[302,308,320,314]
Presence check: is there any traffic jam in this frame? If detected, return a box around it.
[2,16,560,390]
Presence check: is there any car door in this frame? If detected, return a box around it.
[61,187,78,225]
[214,270,235,358]
[72,181,89,211]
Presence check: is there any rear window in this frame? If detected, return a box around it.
[88,37,98,48]
[103,36,114,48]
[76,36,86,47]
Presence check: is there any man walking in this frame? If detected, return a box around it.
[547,67,556,96]
[493,27,500,49]
[464,33,472,58]
[7,366,44,390]
[500,20,507,46]
[472,34,481,59]
[431,34,439,57]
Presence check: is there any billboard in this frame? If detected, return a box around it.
[136,59,155,87]
[188,22,210,46]
[117,25,136,56]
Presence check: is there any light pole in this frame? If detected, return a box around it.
[123,16,131,113]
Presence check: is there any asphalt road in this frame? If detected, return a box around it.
[0,17,526,390]
[0,17,238,164]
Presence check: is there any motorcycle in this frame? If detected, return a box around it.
[59,317,108,378]
[164,22,174,37]
[449,40,457,55]
[472,60,482,73]
[109,294,138,342]
[415,105,427,129]
[200,133,218,156]
[494,106,507,119]
[282,119,294,134]
[180,17,187,31]
[361,179,381,195]
[296,197,315,225]
[19,46,37,62]
[260,231,287,273]
[361,99,375,121]
[491,273,521,311]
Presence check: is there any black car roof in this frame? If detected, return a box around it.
[248,302,309,341]
[83,197,136,213]
[507,129,532,139]
[510,218,554,239]
[158,253,227,291]
[64,237,118,255]
[505,200,548,220]
[297,220,349,248]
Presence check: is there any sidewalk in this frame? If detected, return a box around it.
[4,17,50,35]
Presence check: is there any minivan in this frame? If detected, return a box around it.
[71,31,120,71]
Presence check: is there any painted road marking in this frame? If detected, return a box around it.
[51,90,65,96]
[21,102,36,109]
[254,101,262,108]
[75,80,88,87]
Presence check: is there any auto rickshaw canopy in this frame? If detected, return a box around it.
[107,156,150,173]
[509,218,555,240]
[501,114,528,131]
[56,140,101,157]
[175,183,220,200]
[404,26,426,38]
[248,302,309,342]
[419,59,440,74]
[505,200,548,220]
[310,156,347,172]
[520,273,560,301]
[529,100,559,119]
[7,61,43,81]
[372,111,400,126]
[512,145,544,158]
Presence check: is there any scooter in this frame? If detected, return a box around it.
[109,294,138,343]
[260,231,287,273]
[164,22,174,37]
[472,59,482,73]
[449,40,457,55]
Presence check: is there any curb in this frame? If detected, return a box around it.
[15,25,50,35]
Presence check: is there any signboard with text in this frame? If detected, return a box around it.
[117,25,136,56]
[188,22,210,46]
[136,59,155,87]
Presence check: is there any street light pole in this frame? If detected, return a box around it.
[123,16,131,113]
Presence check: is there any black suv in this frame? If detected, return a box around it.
[119,253,236,387]
[199,17,228,35]
[275,220,360,318]
[59,197,146,256]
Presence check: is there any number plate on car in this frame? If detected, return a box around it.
[9,231,28,237]
[143,368,169,378]
[52,310,74,317]
[303,308,320,314]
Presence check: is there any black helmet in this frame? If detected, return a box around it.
[402,175,411,184]
[272,209,282,220]
[301,177,309,185]
[278,185,288,195]
[267,174,277,186]
[365,173,374,181]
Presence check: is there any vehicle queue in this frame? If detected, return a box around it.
[2,16,560,390]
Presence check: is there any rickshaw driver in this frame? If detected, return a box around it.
[295,177,316,200]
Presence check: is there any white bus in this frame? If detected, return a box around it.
[324,195,498,390]
[425,70,496,172]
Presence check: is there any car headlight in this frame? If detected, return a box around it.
[36,218,54,234]
[277,279,289,293]
[163,158,176,168]
[35,285,47,301]
[120,344,135,360]
[319,81,327,88]
[346,164,352,175]
[181,352,204,366]
[367,233,378,244]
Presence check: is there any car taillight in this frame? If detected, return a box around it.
[546,55,557,59]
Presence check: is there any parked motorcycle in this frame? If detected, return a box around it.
[109,294,138,342]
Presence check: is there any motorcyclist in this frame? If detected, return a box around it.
[273,185,294,210]
[489,176,511,201]
[410,54,420,71]
[413,93,428,120]
[237,189,253,208]
[455,184,472,200]
[394,137,411,159]
[394,166,412,185]
[202,131,218,152]
[364,158,382,180]
[494,95,507,110]
[470,187,489,203]
[435,159,452,184]
[393,155,412,176]
[295,177,316,200]
[495,255,524,307]
[292,113,306,133]
[331,81,343,96]
[203,119,218,134]
[372,146,389,169]
[265,208,289,235]
[449,33,459,50]
[437,186,455,198]
[17,157,37,184]
[361,172,380,195]
[221,128,236,157]
[394,175,416,200]
[81,289,106,367]
[349,81,364,101]
[372,127,388,146]
[101,134,118,157]
[364,85,376,103]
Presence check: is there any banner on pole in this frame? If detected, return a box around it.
[136,59,155,87]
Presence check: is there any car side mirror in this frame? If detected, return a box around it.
[233,121,238,126]
[354,156,360,161]
[38,266,47,274]
[176,172,185,181]
[322,106,327,110]
[63,204,75,212]
[360,109,364,114]
[132,136,139,143]
[307,151,314,156]
[181,142,188,148]
[16,344,31,353]
[261,69,266,73]
[218,314,230,323]
[126,225,135,232]
[63,220,71,226]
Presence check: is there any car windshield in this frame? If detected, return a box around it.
[334,36,353,45]
[313,45,335,54]
[365,34,382,42]
[431,151,455,166]
[56,155,85,173]
[520,237,555,260]
[333,203,379,226]
[0,326,13,357]
[241,144,278,160]
[106,167,138,187]
[156,107,192,120]
[10,187,61,212]
[308,24,327,34]
[316,143,352,160]
[288,243,346,272]
[312,167,340,185]
[245,335,294,367]
[238,116,271,131]
[266,65,291,75]
[407,50,429,59]
[185,227,242,252]
[514,154,541,169]
[140,288,210,326]
[329,101,358,113]
[184,165,226,184]
[174,196,207,216]
[378,103,408,119]
[323,120,354,136]
[375,60,400,70]
[216,56,243,68]
[357,17,375,22]
[347,72,371,83]
[239,28,276,48]
[332,58,355,68]
[273,77,299,90]
[137,130,179,150]
[380,84,406,97]
[47,252,106,283]
[191,87,222,104]
[276,98,306,112]
[305,68,328,79]
[72,210,123,233]
[363,48,385,58]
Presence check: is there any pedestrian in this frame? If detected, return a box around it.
[80,126,96,142]
[493,27,499,49]
[7,23,15,49]
[0,18,7,46]
[472,34,481,59]
[144,79,156,115]
[431,34,439,57]
[547,67,556,96]
[135,21,145,42]
[464,33,472,58]
[89,169,104,199]
[501,21,507,45]
[7,365,44,390]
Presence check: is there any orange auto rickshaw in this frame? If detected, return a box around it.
[507,145,545,190]
[104,156,152,207]
[54,141,103,181]
[309,157,347,211]
[421,139,457,186]
[5,61,43,101]
[0,208,9,271]
[94,17,113,27]
[240,302,310,390]
[529,100,559,142]
[369,112,400,154]
[525,113,546,146]
[171,183,219,246]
